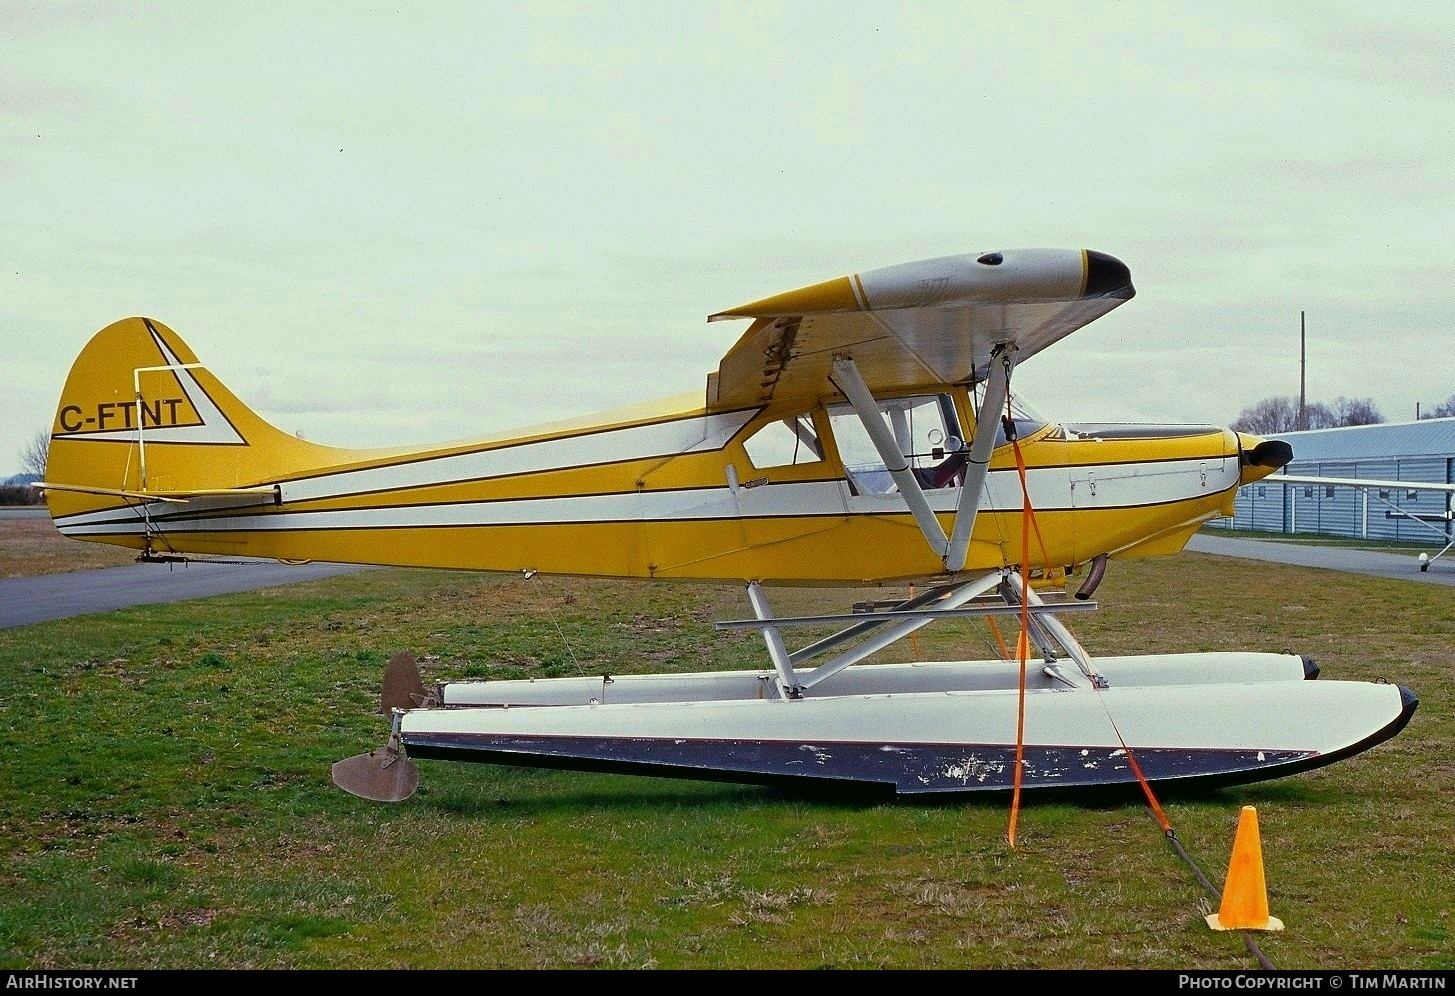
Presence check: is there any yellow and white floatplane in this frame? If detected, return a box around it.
[39,248,1416,801]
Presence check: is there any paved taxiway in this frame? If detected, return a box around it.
[1186,533,1454,587]
[2,506,370,628]
[1,559,371,629]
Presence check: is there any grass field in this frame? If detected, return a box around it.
[0,511,135,578]
[1,520,1451,970]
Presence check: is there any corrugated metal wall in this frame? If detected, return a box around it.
[1216,451,1454,542]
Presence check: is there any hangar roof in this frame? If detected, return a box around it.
[1280,418,1455,461]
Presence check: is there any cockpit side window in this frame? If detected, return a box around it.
[743,414,824,471]
[826,393,966,496]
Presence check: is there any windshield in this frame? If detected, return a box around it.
[969,383,1050,445]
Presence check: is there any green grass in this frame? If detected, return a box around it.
[1,557,1451,970]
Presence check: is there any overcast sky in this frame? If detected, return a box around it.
[4,2,1451,475]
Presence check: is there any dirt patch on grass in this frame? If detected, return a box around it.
[0,515,137,578]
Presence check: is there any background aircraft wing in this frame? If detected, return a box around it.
[1272,473,1455,495]
[705,248,1134,412]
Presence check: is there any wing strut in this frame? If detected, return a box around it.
[830,356,949,556]
[794,572,1004,690]
[746,582,800,699]
[945,343,1016,573]
[830,345,1019,573]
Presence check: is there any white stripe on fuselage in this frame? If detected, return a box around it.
[281,409,758,502]
[52,408,759,528]
[55,456,1236,536]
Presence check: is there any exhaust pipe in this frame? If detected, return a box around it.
[1075,553,1108,600]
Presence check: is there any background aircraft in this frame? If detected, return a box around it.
[1261,472,1455,572]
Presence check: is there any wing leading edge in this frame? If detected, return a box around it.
[705,248,1134,413]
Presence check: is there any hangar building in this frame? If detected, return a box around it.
[1212,418,1455,543]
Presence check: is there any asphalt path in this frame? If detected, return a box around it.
[1186,534,1455,587]
[1,558,370,629]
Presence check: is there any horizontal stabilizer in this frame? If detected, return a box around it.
[38,481,281,504]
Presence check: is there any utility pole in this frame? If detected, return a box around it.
[1297,311,1306,431]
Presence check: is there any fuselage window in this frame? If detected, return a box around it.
[827,394,966,496]
[743,415,824,470]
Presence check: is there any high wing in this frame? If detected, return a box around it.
[705,248,1134,413]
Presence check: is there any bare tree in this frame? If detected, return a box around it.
[19,428,49,478]
[1234,395,1391,432]
[1303,402,1337,429]
[1422,394,1455,419]
[1329,397,1384,426]
[1231,396,1299,433]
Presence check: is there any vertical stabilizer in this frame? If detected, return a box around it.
[43,316,346,535]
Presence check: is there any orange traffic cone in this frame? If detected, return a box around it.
[1206,806,1285,931]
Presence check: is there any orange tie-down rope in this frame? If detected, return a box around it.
[1001,406,1171,847]
[908,585,922,661]
[985,616,1012,661]
[1005,412,1042,848]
